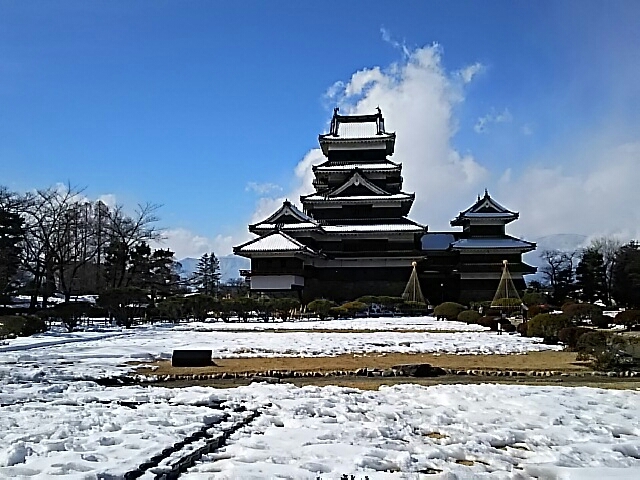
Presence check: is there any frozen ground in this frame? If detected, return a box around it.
[0,318,559,382]
[0,382,639,479]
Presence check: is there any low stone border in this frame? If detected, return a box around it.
[98,366,639,385]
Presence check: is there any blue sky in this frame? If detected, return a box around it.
[2,1,640,258]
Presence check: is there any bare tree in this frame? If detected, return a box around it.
[103,203,162,289]
[540,249,578,304]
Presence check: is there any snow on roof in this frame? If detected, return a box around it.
[323,224,425,233]
[336,121,379,138]
[260,200,316,225]
[452,190,518,225]
[252,222,319,231]
[451,237,535,250]
[329,171,389,196]
[314,162,400,171]
[235,231,318,254]
[303,193,413,202]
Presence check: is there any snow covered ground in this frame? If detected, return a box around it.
[1,316,638,478]
[1,382,639,478]
[0,318,559,382]
[179,316,488,332]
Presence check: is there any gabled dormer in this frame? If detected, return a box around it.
[451,190,519,236]
[249,200,320,235]
[328,170,390,197]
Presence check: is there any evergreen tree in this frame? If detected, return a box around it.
[191,252,221,297]
[612,241,640,308]
[575,248,606,303]
[0,206,25,302]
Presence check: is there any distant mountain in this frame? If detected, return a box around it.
[523,233,589,283]
[177,254,250,283]
[534,233,589,252]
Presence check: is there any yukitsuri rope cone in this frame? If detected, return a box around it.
[491,260,523,311]
[402,261,427,305]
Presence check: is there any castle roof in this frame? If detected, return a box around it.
[234,230,320,257]
[249,200,320,234]
[318,108,395,156]
[451,236,536,252]
[451,189,519,226]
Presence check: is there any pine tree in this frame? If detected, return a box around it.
[612,242,640,308]
[191,252,221,297]
[0,206,25,302]
[575,248,606,303]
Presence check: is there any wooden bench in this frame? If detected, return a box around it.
[172,349,214,367]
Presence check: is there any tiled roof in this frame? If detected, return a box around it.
[303,193,414,202]
[451,237,535,250]
[452,190,518,225]
[323,224,425,233]
[314,162,400,172]
[261,200,316,225]
[335,121,379,138]
[329,171,389,196]
[252,222,319,231]
[234,231,319,255]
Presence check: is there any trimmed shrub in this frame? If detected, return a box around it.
[614,310,640,331]
[575,331,630,371]
[272,298,301,321]
[355,296,378,305]
[457,310,481,324]
[526,313,572,343]
[329,306,348,318]
[522,291,547,306]
[562,303,603,325]
[502,323,516,333]
[46,302,93,332]
[399,301,428,315]
[527,304,549,318]
[576,330,609,355]
[0,315,48,338]
[376,296,405,308]
[342,301,368,316]
[517,322,528,336]
[478,316,499,331]
[307,299,334,320]
[433,302,466,321]
[591,314,610,329]
[558,326,591,350]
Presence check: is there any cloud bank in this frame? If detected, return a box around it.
[169,41,640,257]
[249,42,640,251]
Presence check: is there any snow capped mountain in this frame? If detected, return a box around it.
[523,233,589,283]
[176,255,250,283]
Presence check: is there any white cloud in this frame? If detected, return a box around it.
[153,227,250,260]
[458,62,484,84]
[248,42,640,254]
[521,123,534,136]
[245,182,282,195]
[271,44,488,230]
[97,194,117,208]
[474,108,513,133]
[499,142,640,244]
[380,26,410,57]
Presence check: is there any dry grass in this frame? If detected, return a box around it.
[137,351,589,377]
